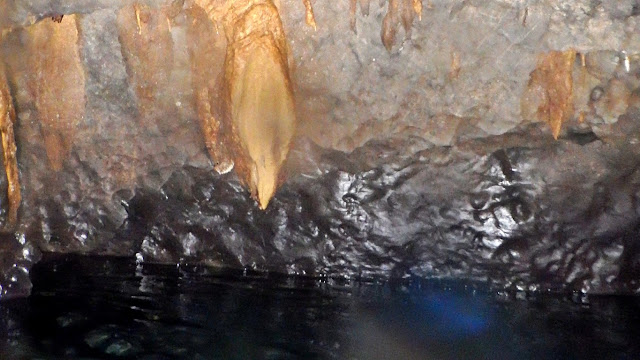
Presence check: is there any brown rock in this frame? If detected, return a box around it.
[27,14,85,171]
[0,60,20,225]
[521,50,577,139]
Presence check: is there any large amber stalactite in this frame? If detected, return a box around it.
[225,2,297,209]
[0,59,20,226]
[28,15,86,171]
[195,0,297,209]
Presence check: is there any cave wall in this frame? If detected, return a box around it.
[1,0,640,298]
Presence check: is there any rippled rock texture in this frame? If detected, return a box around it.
[1,0,640,298]
[122,116,640,294]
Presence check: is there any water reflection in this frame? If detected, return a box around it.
[0,255,639,359]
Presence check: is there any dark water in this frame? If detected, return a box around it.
[1,255,639,359]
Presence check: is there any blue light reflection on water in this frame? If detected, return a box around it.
[419,292,489,336]
[345,281,511,360]
[0,255,640,359]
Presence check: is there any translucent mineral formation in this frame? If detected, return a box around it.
[194,0,297,209]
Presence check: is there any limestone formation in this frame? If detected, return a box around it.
[0,58,19,226]
[27,15,85,171]
[301,0,317,30]
[186,4,233,174]
[194,0,296,209]
[117,4,175,119]
[521,50,577,139]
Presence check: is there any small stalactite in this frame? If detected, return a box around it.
[521,50,577,139]
[0,59,20,226]
[574,52,592,124]
[349,0,423,51]
[449,51,461,80]
[381,0,422,52]
[413,0,422,20]
[134,4,144,34]
[27,14,85,171]
[302,0,317,30]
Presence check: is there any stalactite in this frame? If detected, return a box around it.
[224,0,296,209]
[134,4,144,34]
[350,0,370,32]
[381,0,422,52]
[28,15,85,171]
[193,0,297,209]
[412,0,422,20]
[185,4,234,175]
[302,0,317,30]
[117,4,174,119]
[349,0,423,50]
[521,50,577,139]
[226,5,296,209]
[0,59,20,226]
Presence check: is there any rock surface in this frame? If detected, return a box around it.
[1,0,640,298]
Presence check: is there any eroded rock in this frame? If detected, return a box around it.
[0,0,639,298]
[27,15,86,171]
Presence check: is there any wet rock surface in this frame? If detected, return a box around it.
[0,232,39,299]
[1,0,640,298]
[109,111,640,294]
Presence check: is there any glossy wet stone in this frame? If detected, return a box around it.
[107,113,640,294]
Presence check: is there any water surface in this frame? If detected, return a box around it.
[1,255,639,359]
